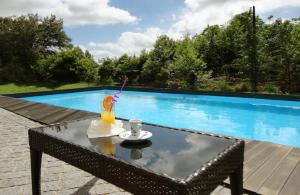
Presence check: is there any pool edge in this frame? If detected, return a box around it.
[3,86,300,101]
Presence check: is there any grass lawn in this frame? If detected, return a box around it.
[1,82,299,96]
[0,82,106,94]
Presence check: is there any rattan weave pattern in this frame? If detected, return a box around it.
[29,121,244,195]
[29,130,184,194]
[186,141,244,194]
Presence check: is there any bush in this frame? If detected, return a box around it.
[263,83,280,93]
[154,68,169,87]
[34,47,98,82]
[234,82,249,92]
[0,14,71,82]
[218,80,233,91]
[199,79,233,91]
[167,79,189,89]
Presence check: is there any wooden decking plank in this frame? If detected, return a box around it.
[243,143,278,180]
[0,97,19,106]
[60,110,97,123]
[37,108,73,124]
[0,95,13,101]
[24,106,67,123]
[244,145,292,192]
[224,142,278,185]
[50,109,80,123]
[39,109,79,124]
[258,148,300,195]
[0,97,19,105]
[244,141,276,163]
[291,148,300,158]
[10,101,39,112]
[0,96,18,103]
[4,100,36,111]
[244,140,260,152]
[1,99,28,108]
[62,112,97,122]
[56,110,84,122]
[33,107,67,121]
[278,148,300,195]
[15,103,47,116]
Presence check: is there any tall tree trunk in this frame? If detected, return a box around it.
[250,6,258,92]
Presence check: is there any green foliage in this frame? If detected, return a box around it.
[1,12,300,94]
[99,13,300,93]
[99,58,116,82]
[0,14,71,81]
[234,82,250,92]
[258,18,300,92]
[0,82,104,95]
[194,25,224,76]
[0,14,100,83]
[262,83,280,94]
[141,35,176,85]
[200,79,233,92]
[168,37,209,88]
[35,47,98,82]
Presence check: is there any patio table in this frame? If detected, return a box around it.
[28,117,244,195]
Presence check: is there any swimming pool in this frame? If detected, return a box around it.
[22,90,300,147]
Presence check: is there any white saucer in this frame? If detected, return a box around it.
[98,128,126,137]
[88,127,126,138]
[119,130,152,142]
[87,119,125,138]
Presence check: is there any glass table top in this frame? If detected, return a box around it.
[35,118,236,181]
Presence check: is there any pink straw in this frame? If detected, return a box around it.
[109,76,128,112]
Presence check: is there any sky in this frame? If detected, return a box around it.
[0,0,300,60]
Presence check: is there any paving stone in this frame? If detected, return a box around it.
[42,180,63,192]
[91,183,123,194]
[0,108,131,195]
[20,184,31,195]
[107,191,132,195]
[0,185,24,195]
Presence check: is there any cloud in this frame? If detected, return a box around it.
[0,0,138,26]
[142,133,230,180]
[86,27,163,60]
[84,0,299,59]
[171,0,300,35]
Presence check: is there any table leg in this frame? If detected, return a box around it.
[230,166,243,195]
[30,148,42,195]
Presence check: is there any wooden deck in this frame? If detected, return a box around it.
[0,95,299,195]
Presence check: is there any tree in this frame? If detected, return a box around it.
[98,58,116,82]
[249,6,258,92]
[168,37,208,88]
[36,47,98,82]
[0,14,71,81]
[194,25,224,76]
[141,35,176,85]
[289,19,300,92]
[260,19,297,92]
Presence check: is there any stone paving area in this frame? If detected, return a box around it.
[0,108,131,195]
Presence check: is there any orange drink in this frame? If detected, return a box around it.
[101,138,116,155]
[101,110,115,123]
[101,95,116,124]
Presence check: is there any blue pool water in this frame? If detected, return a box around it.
[22,90,300,147]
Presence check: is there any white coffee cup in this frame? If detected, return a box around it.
[129,119,142,138]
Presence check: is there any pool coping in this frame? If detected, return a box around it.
[3,86,300,101]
